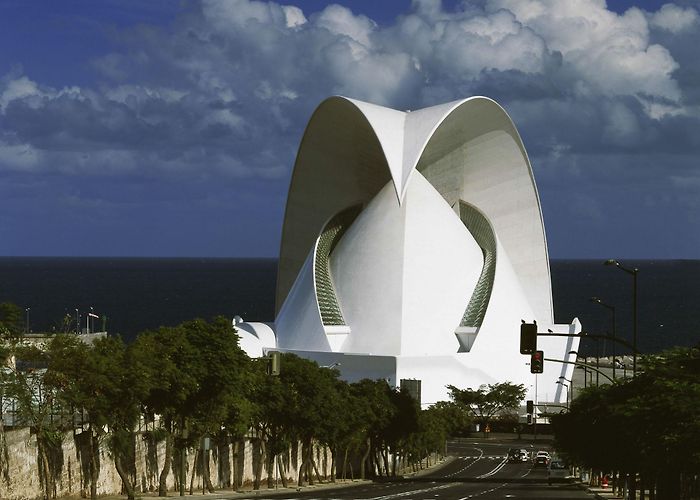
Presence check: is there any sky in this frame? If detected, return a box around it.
[1,0,698,258]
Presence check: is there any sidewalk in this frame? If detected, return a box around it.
[88,458,453,500]
[92,478,371,500]
[586,485,625,500]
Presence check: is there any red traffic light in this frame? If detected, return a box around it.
[530,350,544,373]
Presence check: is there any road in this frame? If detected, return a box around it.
[233,439,599,500]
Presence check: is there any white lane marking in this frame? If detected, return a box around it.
[447,448,484,477]
[366,482,459,500]
[475,456,508,478]
[455,456,534,499]
[456,481,508,499]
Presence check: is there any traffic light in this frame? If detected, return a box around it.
[527,414,533,425]
[530,350,544,374]
[520,322,537,354]
[526,400,534,414]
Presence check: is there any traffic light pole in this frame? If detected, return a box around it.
[534,374,538,442]
[544,357,614,383]
[541,332,641,355]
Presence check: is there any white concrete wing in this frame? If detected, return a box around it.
[241,95,580,405]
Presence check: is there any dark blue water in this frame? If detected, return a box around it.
[551,260,700,355]
[0,258,276,340]
[0,258,698,355]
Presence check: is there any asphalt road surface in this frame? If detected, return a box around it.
[234,439,598,500]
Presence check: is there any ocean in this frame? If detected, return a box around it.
[0,258,698,356]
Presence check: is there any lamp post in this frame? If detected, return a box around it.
[591,297,616,379]
[604,259,639,376]
[556,381,569,409]
[569,349,585,389]
[559,375,573,403]
[25,307,30,334]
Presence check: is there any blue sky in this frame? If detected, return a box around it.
[1,0,698,258]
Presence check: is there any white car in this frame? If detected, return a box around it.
[534,451,551,467]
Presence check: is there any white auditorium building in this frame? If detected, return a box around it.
[237,96,580,407]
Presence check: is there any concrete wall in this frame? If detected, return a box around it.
[0,427,331,500]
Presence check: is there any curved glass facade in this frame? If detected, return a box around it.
[314,206,362,325]
[459,201,497,328]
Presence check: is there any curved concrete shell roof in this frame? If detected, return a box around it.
[276,96,552,323]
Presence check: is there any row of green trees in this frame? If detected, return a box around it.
[1,307,477,500]
[551,346,700,500]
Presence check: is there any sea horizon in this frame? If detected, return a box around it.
[1,257,698,356]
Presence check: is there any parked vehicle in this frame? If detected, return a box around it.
[549,458,567,470]
[534,450,551,467]
[507,448,529,463]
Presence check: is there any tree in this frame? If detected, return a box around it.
[273,354,343,486]
[132,317,250,496]
[551,346,700,500]
[180,317,251,493]
[447,382,526,434]
[49,335,148,500]
[349,378,395,479]
[1,339,68,500]
[132,321,201,496]
[0,302,24,339]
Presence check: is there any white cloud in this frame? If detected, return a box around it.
[314,4,376,46]
[283,5,307,28]
[0,0,697,182]
[650,3,700,33]
[488,0,681,102]
[0,76,42,108]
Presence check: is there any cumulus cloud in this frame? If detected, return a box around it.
[0,0,698,185]
[649,3,700,33]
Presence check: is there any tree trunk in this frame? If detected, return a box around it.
[307,437,315,485]
[312,455,322,483]
[87,430,99,500]
[266,449,275,489]
[203,449,215,493]
[114,453,136,500]
[253,439,264,490]
[37,436,52,500]
[342,447,349,481]
[277,454,288,488]
[297,437,313,487]
[360,438,370,480]
[0,412,9,485]
[297,440,306,487]
[188,448,197,495]
[232,440,239,490]
[158,430,173,497]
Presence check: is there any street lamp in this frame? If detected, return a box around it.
[581,333,601,386]
[556,381,569,409]
[569,349,587,389]
[604,259,639,376]
[591,297,617,379]
[559,375,573,403]
[25,307,30,334]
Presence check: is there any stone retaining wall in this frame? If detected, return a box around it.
[0,427,331,500]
